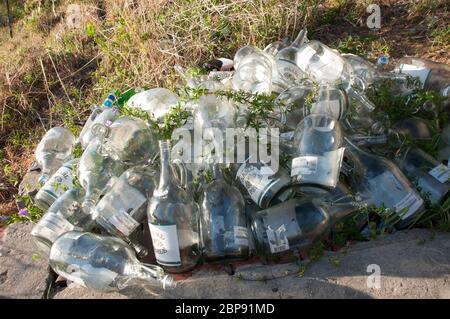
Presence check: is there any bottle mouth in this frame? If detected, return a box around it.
[159,140,171,151]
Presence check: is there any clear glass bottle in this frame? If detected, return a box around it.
[343,53,406,86]
[294,40,376,112]
[250,197,359,255]
[49,231,175,292]
[394,57,450,94]
[35,127,76,184]
[125,88,179,124]
[91,116,158,166]
[34,158,79,210]
[147,140,201,273]
[274,29,308,88]
[77,139,125,214]
[199,165,250,262]
[291,114,345,192]
[309,84,347,120]
[271,85,313,132]
[263,37,291,56]
[77,92,118,149]
[232,48,274,94]
[394,147,449,205]
[233,160,293,209]
[94,165,159,258]
[31,187,92,254]
[343,138,425,229]
[78,107,120,149]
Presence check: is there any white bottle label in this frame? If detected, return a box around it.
[266,224,290,254]
[108,210,140,237]
[394,192,424,220]
[149,223,181,266]
[234,226,249,247]
[429,164,450,184]
[291,148,345,188]
[291,156,318,176]
[236,164,279,206]
[43,166,74,199]
[399,64,431,89]
[104,182,146,236]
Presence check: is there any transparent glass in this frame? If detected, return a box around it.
[291,114,344,192]
[394,147,449,205]
[343,53,406,86]
[35,127,76,184]
[78,107,119,149]
[199,165,250,261]
[344,138,425,229]
[233,160,293,209]
[232,49,274,94]
[270,85,313,131]
[147,140,201,273]
[250,197,358,255]
[126,88,179,124]
[273,29,308,90]
[34,158,79,210]
[294,40,375,112]
[394,57,450,93]
[77,139,125,214]
[31,187,92,254]
[91,116,158,166]
[309,84,347,120]
[94,165,159,258]
[49,231,175,292]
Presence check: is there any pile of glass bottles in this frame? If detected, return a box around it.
[25,28,449,294]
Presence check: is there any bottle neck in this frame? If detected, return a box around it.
[157,140,172,193]
[291,29,307,48]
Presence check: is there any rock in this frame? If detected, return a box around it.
[2,222,450,299]
[0,222,50,299]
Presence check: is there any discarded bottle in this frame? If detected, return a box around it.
[34,158,79,210]
[35,127,76,184]
[147,140,201,273]
[199,164,250,261]
[234,159,293,209]
[250,197,360,255]
[49,231,175,292]
[309,84,347,120]
[271,85,313,131]
[94,165,159,258]
[78,139,125,214]
[126,88,179,124]
[91,116,158,166]
[78,107,120,149]
[294,40,375,112]
[343,53,406,86]
[274,29,308,89]
[78,92,118,149]
[394,57,450,94]
[344,138,425,229]
[232,47,274,94]
[291,114,345,192]
[394,147,450,205]
[264,37,291,56]
[31,187,93,254]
